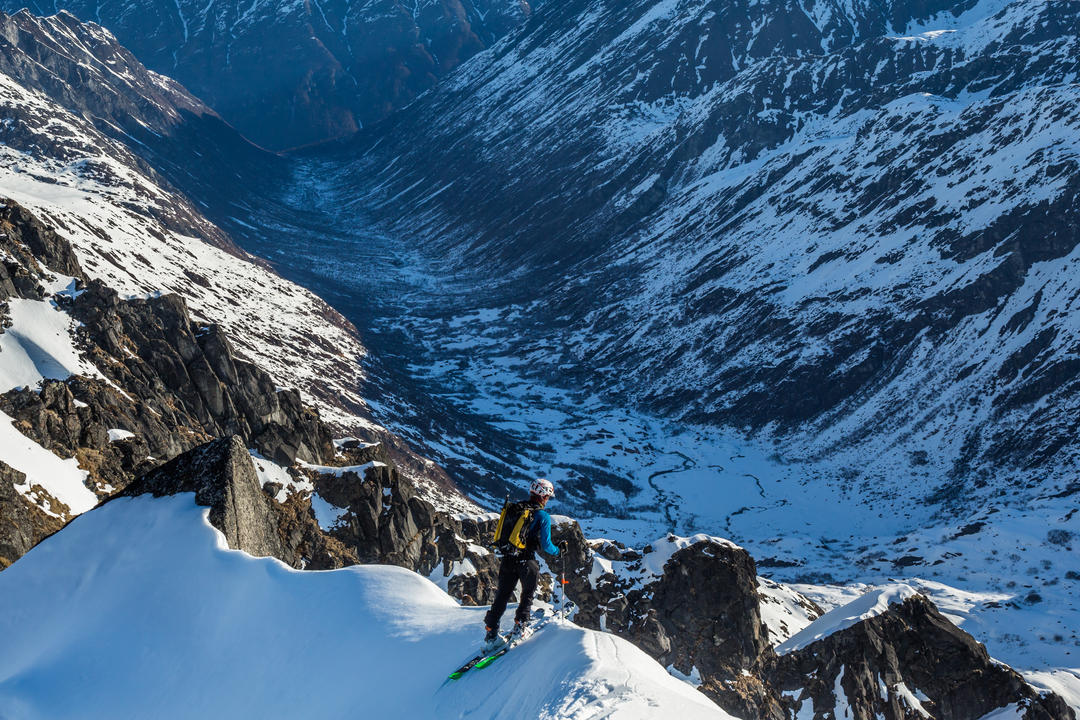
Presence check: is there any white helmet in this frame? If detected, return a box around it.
[530,477,555,499]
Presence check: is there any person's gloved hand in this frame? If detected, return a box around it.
[558,540,569,556]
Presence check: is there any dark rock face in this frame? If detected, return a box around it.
[0,461,66,569]
[0,379,161,497]
[0,201,84,287]
[70,279,335,466]
[303,442,501,594]
[762,595,1075,720]
[122,436,287,559]
[558,532,771,693]
[0,1,533,150]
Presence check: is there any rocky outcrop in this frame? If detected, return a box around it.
[548,528,1073,720]
[122,436,287,559]
[560,532,768,681]
[762,594,1074,720]
[0,200,84,291]
[117,434,502,591]
[0,199,345,570]
[0,461,65,569]
[300,442,502,593]
[0,379,161,497]
[557,531,777,713]
[70,280,334,467]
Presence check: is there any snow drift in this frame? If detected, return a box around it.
[0,495,732,720]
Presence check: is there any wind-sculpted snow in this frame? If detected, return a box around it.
[0,494,733,720]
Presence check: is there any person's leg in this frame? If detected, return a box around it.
[513,558,540,624]
[484,557,519,630]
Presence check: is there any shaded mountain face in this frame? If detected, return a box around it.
[323,0,1080,503]
[0,0,533,149]
[0,8,280,237]
[0,9,474,519]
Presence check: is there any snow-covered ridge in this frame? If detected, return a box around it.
[777,584,920,653]
[0,494,733,719]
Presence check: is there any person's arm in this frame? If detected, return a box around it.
[538,511,560,556]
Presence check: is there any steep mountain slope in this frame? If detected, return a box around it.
[0,493,733,720]
[0,0,534,149]
[0,9,276,227]
[0,10,372,424]
[323,0,1080,507]
[0,11,482,568]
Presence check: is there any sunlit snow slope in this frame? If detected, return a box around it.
[0,495,731,720]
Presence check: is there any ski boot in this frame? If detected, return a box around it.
[482,625,502,652]
[509,620,530,643]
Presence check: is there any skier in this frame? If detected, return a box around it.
[483,478,565,647]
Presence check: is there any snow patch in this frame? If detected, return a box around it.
[778,585,919,653]
[249,451,312,502]
[0,408,96,515]
[310,493,349,531]
[298,460,386,478]
[0,297,101,392]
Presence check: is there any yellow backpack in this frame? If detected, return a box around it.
[493,500,534,555]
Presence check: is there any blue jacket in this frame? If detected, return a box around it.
[529,509,560,556]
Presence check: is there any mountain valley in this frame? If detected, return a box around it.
[0,0,1078,717]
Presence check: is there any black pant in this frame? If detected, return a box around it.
[484,555,539,628]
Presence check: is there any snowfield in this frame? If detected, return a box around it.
[0,495,733,720]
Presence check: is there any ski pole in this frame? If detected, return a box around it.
[559,542,569,617]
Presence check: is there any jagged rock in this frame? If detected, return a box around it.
[306,446,445,573]
[561,531,769,686]
[271,491,359,571]
[71,278,334,466]
[762,594,1075,720]
[0,199,85,285]
[0,379,169,496]
[0,460,66,569]
[122,435,286,559]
